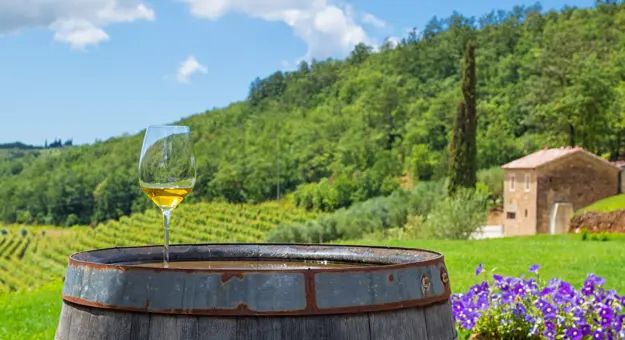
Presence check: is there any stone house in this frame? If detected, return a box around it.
[501,147,621,236]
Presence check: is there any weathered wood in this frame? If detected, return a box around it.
[56,300,457,340]
[56,243,457,340]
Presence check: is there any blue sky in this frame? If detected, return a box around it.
[0,0,594,146]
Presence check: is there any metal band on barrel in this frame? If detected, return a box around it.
[61,244,452,316]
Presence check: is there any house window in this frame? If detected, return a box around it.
[510,174,515,191]
[507,212,516,219]
[525,174,531,192]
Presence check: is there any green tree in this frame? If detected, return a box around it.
[448,40,478,195]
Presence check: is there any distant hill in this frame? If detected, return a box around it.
[0,138,73,150]
[0,142,41,150]
[2,1,625,226]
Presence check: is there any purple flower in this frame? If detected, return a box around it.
[582,283,595,296]
[587,273,606,286]
[566,327,583,340]
[558,281,575,300]
[600,316,612,327]
[581,324,591,336]
[528,264,541,273]
[475,263,483,276]
[526,278,538,292]
[476,296,489,310]
[540,286,556,297]
[592,329,604,339]
[616,315,625,331]
[452,300,464,313]
[536,298,549,310]
[513,283,526,296]
[599,306,613,320]
[544,328,556,339]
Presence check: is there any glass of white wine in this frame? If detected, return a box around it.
[138,125,196,267]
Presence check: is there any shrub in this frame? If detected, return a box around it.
[20,228,28,238]
[267,181,447,243]
[292,165,401,213]
[581,228,611,242]
[581,227,589,241]
[64,214,79,227]
[477,166,504,205]
[0,228,7,236]
[590,232,610,242]
[419,188,489,240]
[454,264,625,339]
[266,180,487,243]
[402,214,425,239]
[16,210,33,224]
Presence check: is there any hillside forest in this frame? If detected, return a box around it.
[2,1,625,227]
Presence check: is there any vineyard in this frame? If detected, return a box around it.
[0,201,316,293]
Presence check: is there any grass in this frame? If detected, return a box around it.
[0,283,62,340]
[574,193,625,215]
[340,233,625,294]
[2,234,625,339]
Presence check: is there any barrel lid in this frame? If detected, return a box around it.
[62,243,451,316]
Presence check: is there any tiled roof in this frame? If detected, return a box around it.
[501,146,620,170]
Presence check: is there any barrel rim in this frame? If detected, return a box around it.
[66,242,445,274]
[62,243,452,316]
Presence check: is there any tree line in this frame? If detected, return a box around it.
[1,1,625,226]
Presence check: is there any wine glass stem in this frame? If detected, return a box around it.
[162,209,172,268]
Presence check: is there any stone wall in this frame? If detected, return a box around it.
[570,211,625,233]
[536,153,620,234]
[503,169,537,236]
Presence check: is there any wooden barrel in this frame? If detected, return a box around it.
[55,243,457,340]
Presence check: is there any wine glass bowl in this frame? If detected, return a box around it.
[138,125,196,267]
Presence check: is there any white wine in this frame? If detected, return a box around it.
[141,186,192,210]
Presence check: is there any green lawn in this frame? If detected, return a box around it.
[342,234,625,293]
[2,234,625,339]
[0,284,62,340]
[575,193,625,215]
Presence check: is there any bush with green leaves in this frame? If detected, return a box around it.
[419,188,489,240]
[477,166,504,205]
[267,180,448,243]
[292,156,402,213]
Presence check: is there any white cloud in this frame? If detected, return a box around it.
[386,36,401,47]
[176,56,208,84]
[0,0,154,49]
[50,20,110,50]
[182,0,374,60]
[362,13,386,29]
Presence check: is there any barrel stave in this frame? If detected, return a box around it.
[57,300,457,340]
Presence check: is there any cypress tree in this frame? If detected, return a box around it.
[448,40,477,195]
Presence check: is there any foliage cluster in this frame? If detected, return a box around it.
[580,227,611,242]
[266,180,489,243]
[3,2,625,225]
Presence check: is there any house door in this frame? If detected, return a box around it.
[549,202,574,235]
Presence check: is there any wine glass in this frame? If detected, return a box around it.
[138,125,196,267]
